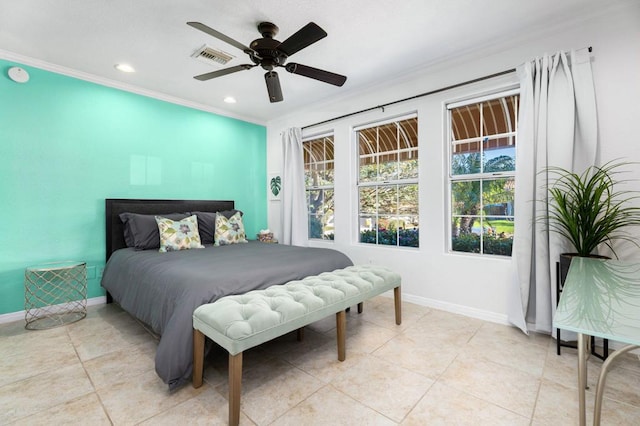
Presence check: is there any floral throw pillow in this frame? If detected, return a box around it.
[155,215,205,252]
[214,211,248,246]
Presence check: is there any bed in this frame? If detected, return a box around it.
[101,199,353,390]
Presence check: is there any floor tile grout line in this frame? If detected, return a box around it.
[398,377,438,424]
[528,337,554,424]
[2,325,102,425]
[528,374,545,424]
[68,315,195,425]
[0,328,77,388]
[436,352,543,419]
[327,382,400,424]
[266,383,329,426]
[67,323,116,425]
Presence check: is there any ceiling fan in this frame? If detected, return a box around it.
[187,21,347,103]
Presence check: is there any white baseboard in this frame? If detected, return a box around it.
[0,296,107,325]
[380,291,510,326]
[391,292,638,354]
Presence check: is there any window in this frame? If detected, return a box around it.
[448,91,519,256]
[304,134,335,240]
[356,115,419,247]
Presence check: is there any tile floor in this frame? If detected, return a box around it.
[1,296,639,425]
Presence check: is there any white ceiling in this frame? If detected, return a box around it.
[0,0,609,124]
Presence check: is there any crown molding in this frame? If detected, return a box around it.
[0,49,265,126]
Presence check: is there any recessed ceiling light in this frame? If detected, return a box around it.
[114,63,135,73]
[223,96,237,104]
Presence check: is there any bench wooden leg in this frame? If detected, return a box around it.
[336,310,346,361]
[297,327,305,341]
[229,352,243,426]
[357,302,363,314]
[193,328,205,388]
[394,286,402,325]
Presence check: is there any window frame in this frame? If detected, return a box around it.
[446,88,519,257]
[354,112,419,248]
[303,132,336,241]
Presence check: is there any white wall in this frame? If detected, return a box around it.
[266,1,640,325]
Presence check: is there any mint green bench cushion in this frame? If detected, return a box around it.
[192,265,400,355]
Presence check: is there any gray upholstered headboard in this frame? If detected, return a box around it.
[105,198,234,261]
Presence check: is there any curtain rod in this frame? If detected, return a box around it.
[301,69,515,130]
[301,46,592,130]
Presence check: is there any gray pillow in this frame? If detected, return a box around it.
[120,212,189,250]
[191,210,243,245]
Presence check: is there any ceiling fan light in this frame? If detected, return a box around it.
[115,63,136,73]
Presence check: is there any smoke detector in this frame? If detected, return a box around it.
[191,45,235,66]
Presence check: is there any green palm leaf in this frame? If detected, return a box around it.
[542,160,640,257]
[270,176,281,196]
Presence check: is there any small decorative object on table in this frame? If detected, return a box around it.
[257,229,277,243]
[24,261,87,330]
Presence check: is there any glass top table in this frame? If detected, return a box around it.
[554,257,640,425]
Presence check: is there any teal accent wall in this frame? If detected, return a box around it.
[0,60,267,315]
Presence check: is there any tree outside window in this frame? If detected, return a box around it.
[356,115,419,248]
[449,93,518,256]
[304,135,335,240]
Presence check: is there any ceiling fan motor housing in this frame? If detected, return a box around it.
[250,22,288,70]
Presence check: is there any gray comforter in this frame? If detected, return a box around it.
[101,241,352,389]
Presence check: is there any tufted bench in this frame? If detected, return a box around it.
[192,265,401,426]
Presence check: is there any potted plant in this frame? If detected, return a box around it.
[545,160,640,281]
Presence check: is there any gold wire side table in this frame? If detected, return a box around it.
[24,261,87,330]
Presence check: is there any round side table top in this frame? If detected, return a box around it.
[26,261,86,272]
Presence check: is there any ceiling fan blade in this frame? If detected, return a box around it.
[285,63,347,86]
[194,64,255,81]
[277,22,327,57]
[187,22,259,56]
[264,71,283,103]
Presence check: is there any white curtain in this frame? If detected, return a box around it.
[280,127,309,246]
[508,48,598,334]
